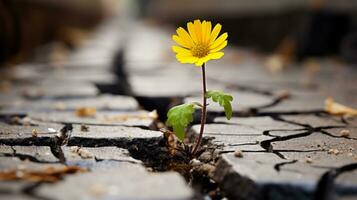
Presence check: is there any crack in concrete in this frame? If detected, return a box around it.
[314,163,357,200]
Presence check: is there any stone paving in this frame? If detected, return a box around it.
[1,6,357,200]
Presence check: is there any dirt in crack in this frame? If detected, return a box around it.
[127,135,226,199]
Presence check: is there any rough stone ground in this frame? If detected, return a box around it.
[1,5,357,200]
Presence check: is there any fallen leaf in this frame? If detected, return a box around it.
[104,111,158,122]
[325,98,357,116]
[75,107,96,117]
[160,128,178,155]
[0,166,87,182]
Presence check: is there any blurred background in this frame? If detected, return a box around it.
[1,0,357,65]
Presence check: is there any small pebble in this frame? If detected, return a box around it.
[190,158,201,167]
[328,149,340,155]
[199,163,215,175]
[339,130,350,137]
[198,151,212,163]
[54,102,66,111]
[81,124,89,132]
[305,157,313,164]
[234,149,243,158]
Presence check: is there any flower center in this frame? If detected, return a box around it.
[192,43,209,58]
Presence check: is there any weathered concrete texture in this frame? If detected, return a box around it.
[0,122,62,139]
[128,62,225,97]
[260,91,326,112]
[63,146,142,164]
[28,110,157,128]
[213,153,357,200]
[190,116,301,151]
[213,153,313,200]
[36,163,193,200]
[0,80,99,100]
[0,145,58,163]
[207,115,357,199]
[1,95,139,113]
[69,124,161,139]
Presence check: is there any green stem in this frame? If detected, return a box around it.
[191,63,207,155]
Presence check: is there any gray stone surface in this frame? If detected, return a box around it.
[1,95,139,113]
[36,163,193,200]
[0,80,99,100]
[70,124,161,139]
[0,146,58,163]
[191,116,301,151]
[63,147,141,164]
[0,122,62,139]
[28,110,157,128]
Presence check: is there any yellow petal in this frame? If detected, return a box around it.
[205,21,212,44]
[193,20,203,43]
[201,21,208,44]
[187,22,198,44]
[172,35,191,49]
[210,33,228,50]
[176,28,194,47]
[208,52,224,59]
[172,46,191,55]
[210,40,227,53]
[209,23,222,43]
[177,55,198,64]
[195,58,204,67]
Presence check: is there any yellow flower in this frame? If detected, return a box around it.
[172,19,228,67]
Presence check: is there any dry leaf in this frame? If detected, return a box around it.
[104,111,158,122]
[160,128,178,155]
[75,107,96,117]
[325,98,357,116]
[0,166,87,182]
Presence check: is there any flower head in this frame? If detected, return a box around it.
[172,19,228,66]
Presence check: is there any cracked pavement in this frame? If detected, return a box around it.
[1,2,357,200]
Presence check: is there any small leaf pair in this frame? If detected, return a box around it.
[166,90,233,140]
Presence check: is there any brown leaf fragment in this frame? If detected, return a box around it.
[0,166,87,183]
[160,128,178,155]
[104,110,158,122]
[75,107,96,117]
[325,97,357,116]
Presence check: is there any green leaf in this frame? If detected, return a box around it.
[206,90,234,120]
[166,103,195,140]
